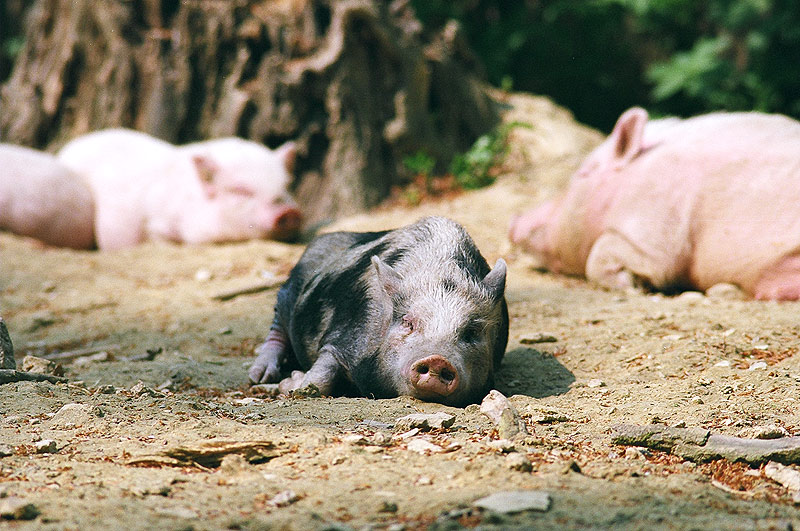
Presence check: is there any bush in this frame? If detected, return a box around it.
[412,0,800,130]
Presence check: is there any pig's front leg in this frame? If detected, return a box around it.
[249,321,291,384]
[278,346,342,396]
[585,231,678,292]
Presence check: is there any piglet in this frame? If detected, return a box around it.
[509,108,800,300]
[249,216,509,406]
[57,129,300,250]
[0,144,94,249]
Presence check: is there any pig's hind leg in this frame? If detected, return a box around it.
[753,254,800,300]
[248,321,292,384]
[585,231,682,292]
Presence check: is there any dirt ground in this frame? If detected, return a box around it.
[2,93,800,530]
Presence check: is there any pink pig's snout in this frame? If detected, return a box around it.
[260,204,302,241]
[508,200,558,245]
[409,355,459,398]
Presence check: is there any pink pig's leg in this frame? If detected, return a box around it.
[248,322,292,384]
[585,231,680,292]
[753,254,800,301]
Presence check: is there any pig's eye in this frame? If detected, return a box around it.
[461,323,481,343]
[401,316,415,333]
[227,185,255,197]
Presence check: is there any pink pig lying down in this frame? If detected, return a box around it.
[509,107,800,300]
[57,129,301,251]
[0,144,94,249]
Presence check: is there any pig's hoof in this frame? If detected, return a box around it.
[278,371,306,394]
[247,364,280,385]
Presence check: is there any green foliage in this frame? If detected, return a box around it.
[412,0,800,130]
[640,0,800,115]
[402,151,436,178]
[0,36,24,81]
[449,122,525,190]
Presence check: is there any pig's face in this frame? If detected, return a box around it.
[187,139,302,242]
[358,257,507,406]
[509,107,651,275]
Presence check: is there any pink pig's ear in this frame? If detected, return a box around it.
[276,141,297,175]
[610,107,648,169]
[192,154,219,198]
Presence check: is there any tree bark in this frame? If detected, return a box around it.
[0,0,499,225]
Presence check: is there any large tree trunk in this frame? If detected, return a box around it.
[0,0,498,225]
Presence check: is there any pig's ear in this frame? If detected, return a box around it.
[610,107,648,168]
[372,255,403,296]
[276,141,297,175]
[192,154,219,198]
[482,258,507,301]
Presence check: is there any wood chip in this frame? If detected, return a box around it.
[0,369,68,385]
[211,278,286,301]
[127,440,280,468]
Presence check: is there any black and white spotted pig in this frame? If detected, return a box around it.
[249,216,508,406]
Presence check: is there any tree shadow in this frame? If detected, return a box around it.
[495,347,575,398]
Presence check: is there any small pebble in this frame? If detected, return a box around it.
[748,361,768,371]
[586,379,605,388]
[738,425,790,440]
[480,390,527,439]
[49,403,103,429]
[395,412,455,431]
[129,381,164,398]
[155,507,198,519]
[394,428,420,440]
[369,432,391,446]
[72,351,114,366]
[676,291,705,303]
[341,434,368,446]
[0,444,14,457]
[34,439,57,454]
[194,268,213,282]
[487,439,516,453]
[21,355,63,376]
[268,490,299,507]
[472,490,551,514]
[233,397,262,406]
[250,383,280,397]
[624,447,644,460]
[0,497,40,520]
[378,501,398,513]
[560,459,581,474]
[714,360,731,368]
[505,453,532,472]
[406,439,443,454]
[706,283,746,300]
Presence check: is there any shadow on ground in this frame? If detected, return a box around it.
[495,347,575,398]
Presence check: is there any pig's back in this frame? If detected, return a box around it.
[671,113,800,291]
[58,129,174,190]
[0,144,94,249]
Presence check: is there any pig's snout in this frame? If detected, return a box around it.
[264,205,302,241]
[409,355,459,398]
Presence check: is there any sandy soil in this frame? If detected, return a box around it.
[1,93,800,530]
